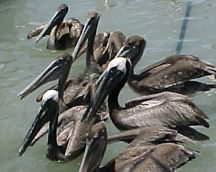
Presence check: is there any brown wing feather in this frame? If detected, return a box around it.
[108,127,195,145]
[125,144,197,172]
[125,92,190,108]
[113,93,209,130]
[56,18,83,41]
[108,143,197,172]
[132,55,216,90]
[30,105,84,146]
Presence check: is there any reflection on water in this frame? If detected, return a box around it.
[0,0,216,171]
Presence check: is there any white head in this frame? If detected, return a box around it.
[106,57,131,74]
[96,57,131,86]
[42,90,59,105]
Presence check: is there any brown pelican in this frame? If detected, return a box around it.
[82,57,209,140]
[34,31,126,103]
[20,87,195,162]
[34,31,126,104]
[18,89,104,161]
[28,3,126,63]
[18,12,111,155]
[78,31,126,72]
[23,13,126,106]
[19,11,101,106]
[79,121,198,172]
[18,12,105,160]
[118,36,216,95]
[27,4,84,50]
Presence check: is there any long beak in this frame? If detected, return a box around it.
[79,122,107,172]
[18,58,66,99]
[72,13,100,62]
[82,67,125,121]
[18,104,49,156]
[35,6,68,43]
[18,14,100,100]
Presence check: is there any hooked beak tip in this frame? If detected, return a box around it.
[18,145,25,156]
[35,38,41,45]
[35,38,41,44]
[17,93,22,98]
[17,91,26,100]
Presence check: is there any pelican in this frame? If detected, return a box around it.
[18,12,107,160]
[28,3,126,64]
[82,57,209,141]
[78,31,126,72]
[19,89,194,161]
[18,89,104,161]
[18,12,109,154]
[19,11,101,107]
[79,121,198,172]
[34,31,126,104]
[27,4,84,50]
[118,36,216,95]
[23,13,125,106]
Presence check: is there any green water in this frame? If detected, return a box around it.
[0,0,216,171]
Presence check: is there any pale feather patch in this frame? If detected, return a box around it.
[42,90,59,104]
[106,57,130,74]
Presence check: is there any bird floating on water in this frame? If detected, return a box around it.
[116,35,216,95]
[78,121,198,172]
[83,56,209,141]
